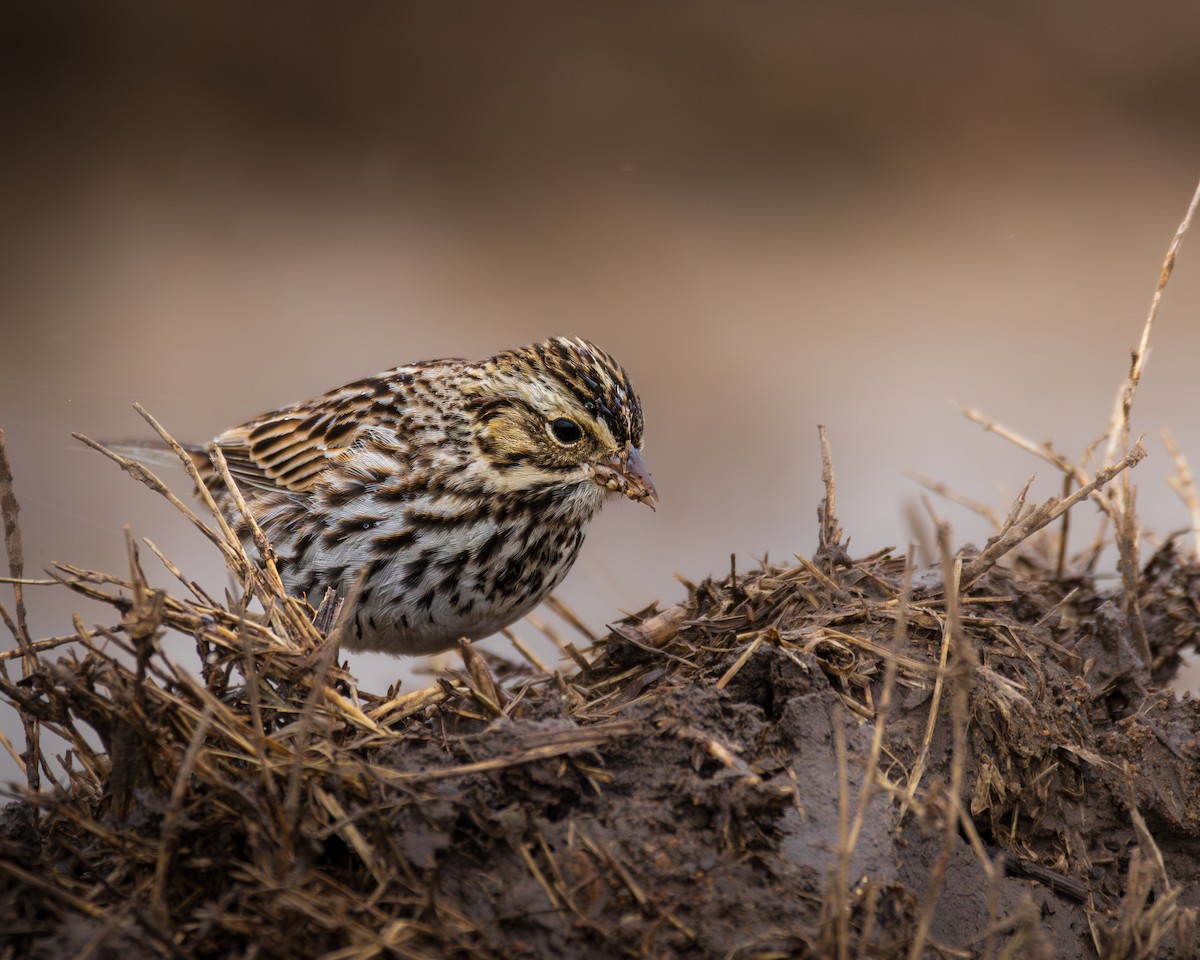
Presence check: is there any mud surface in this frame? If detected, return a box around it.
[3,535,1200,957]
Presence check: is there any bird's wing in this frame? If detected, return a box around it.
[213,390,386,494]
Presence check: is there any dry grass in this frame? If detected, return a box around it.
[2,179,1200,958]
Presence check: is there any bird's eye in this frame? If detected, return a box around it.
[549,418,583,445]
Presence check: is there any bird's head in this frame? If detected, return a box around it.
[465,337,657,508]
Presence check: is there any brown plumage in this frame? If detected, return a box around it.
[141,338,656,655]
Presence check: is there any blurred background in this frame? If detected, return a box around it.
[4,2,1200,781]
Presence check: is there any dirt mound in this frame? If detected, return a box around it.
[3,412,1200,958]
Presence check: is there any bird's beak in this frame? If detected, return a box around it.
[593,444,658,509]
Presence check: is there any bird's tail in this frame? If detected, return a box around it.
[101,439,213,480]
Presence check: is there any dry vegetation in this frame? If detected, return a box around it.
[3,184,1200,959]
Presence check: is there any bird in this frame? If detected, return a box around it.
[128,337,656,656]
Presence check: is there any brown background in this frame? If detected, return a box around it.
[4,3,1200,778]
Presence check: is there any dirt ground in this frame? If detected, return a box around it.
[3,442,1200,959]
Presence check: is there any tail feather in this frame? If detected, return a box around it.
[102,439,211,478]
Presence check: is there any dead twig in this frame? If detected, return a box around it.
[958,444,1145,591]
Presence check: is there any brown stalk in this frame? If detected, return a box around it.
[72,432,245,574]
[907,519,975,960]
[1102,176,1200,479]
[1164,428,1200,561]
[958,444,1145,592]
[0,428,39,793]
[818,423,843,561]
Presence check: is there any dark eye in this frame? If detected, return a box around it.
[549,418,583,445]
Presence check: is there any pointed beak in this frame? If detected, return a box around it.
[593,444,659,509]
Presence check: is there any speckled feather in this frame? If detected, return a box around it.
[188,337,655,655]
